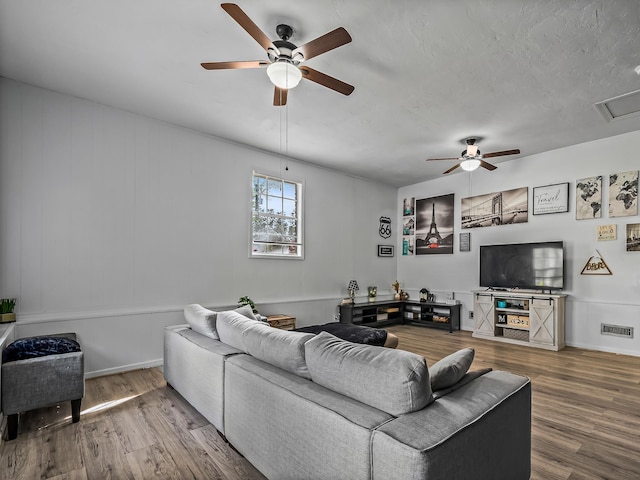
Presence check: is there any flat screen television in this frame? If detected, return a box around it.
[479,241,564,290]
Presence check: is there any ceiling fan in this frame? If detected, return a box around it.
[201,3,355,106]
[426,138,521,174]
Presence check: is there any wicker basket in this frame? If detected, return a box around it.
[503,328,529,342]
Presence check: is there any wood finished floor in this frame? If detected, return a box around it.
[1,326,639,479]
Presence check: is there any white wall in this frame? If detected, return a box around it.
[398,130,640,356]
[0,77,397,375]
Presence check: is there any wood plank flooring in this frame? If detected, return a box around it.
[1,326,639,479]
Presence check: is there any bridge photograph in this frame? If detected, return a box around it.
[461,187,528,229]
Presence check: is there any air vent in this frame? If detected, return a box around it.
[594,89,640,122]
[601,324,634,338]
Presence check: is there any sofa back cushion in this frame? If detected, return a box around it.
[217,310,261,351]
[305,332,433,416]
[243,323,315,379]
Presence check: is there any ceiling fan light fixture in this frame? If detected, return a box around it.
[460,159,481,171]
[267,61,302,89]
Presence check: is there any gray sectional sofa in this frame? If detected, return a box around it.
[164,305,531,480]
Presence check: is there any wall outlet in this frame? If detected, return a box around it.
[469,311,474,319]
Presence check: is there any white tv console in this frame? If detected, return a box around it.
[472,290,566,351]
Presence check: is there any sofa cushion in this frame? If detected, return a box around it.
[184,304,219,339]
[184,304,258,340]
[429,347,475,391]
[305,332,432,416]
[242,323,315,379]
[217,310,261,351]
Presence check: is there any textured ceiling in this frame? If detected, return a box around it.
[1,0,639,186]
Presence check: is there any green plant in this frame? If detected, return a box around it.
[1,298,16,314]
[237,296,258,313]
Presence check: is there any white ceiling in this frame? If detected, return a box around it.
[1,1,639,186]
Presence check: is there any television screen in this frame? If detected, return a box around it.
[479,241,564,290]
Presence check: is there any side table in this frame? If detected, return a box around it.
[266,315,296,331]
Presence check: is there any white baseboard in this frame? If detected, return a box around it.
[85,359,164,379]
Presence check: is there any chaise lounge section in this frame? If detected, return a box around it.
[164,305,531,479]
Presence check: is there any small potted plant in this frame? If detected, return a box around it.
[238,296,258,314]
[1,298,16,323]
[367,286,377,302]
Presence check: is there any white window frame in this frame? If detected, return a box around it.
[250,171,304,259]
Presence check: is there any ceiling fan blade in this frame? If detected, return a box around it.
[273,87,287,106]
[482,149,520,159]
[221,3,278,54]
[292,27,352,61]
[300,67,354,96]
[201,60,268,70]
[479,160,498,171]
[426,157,460,161]
[443,163,461,174]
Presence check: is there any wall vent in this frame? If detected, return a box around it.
[601,324,634,338]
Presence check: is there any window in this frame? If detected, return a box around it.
[251,172,303,258]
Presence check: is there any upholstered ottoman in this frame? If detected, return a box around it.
[1,333,84,440]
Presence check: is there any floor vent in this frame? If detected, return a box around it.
[601,324,634,338]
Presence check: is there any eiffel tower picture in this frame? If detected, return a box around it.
[426,202,444,246]
[415,194,454,255]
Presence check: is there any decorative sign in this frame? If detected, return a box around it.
[378,216,391,238]
[378,245,394,257]
[532,183,569,215]
[597,224,617,241]
[459,232,471,252]
[580,250,612,275]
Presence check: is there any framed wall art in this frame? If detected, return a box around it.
[461,187,528,228]
[609,170,638,218]
[576,176,602,220]
[415,193,454,254]
[378,245,394,257]
[532,182,569,215]
[627,224,640,252]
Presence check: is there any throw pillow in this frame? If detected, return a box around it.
[184,304,219,339]
[429,347,475,391]
[234,304,257,320]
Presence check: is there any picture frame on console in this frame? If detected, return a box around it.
[532,182,569,215]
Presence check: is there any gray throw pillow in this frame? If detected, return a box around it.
[183,304,257,340]
[184,304,219,339]
[429,347,475,391]
[234,304,257,320]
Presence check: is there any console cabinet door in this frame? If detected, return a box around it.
[530,298,555,345]
[474,294,495,336]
